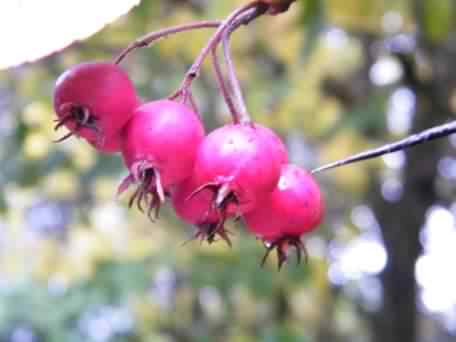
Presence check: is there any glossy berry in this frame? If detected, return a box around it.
[187,123,287,243]
[118,100,205,218]
[244,164,324,268]
[258,126,288,165]
[53,62,139,153]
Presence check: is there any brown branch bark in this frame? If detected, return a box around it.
[368,93,444,342]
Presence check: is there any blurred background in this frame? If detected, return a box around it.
[1,0,456,341]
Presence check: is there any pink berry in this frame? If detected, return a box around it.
[244,164,324,268]
[257,126,288,165]
[118,100,205,218]
[186,123,286,243]
[53,62,139,153]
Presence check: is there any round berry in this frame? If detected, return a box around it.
[53,62,139,153]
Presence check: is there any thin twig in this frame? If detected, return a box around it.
[114,20,222,64]
[211,5,268,124]
[312,120,456,174]
[170,1,262,99]
[222,4,269,124]
[222,22,250,123]
[211,47,239,121]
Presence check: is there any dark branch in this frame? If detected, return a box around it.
[312,120,456,174]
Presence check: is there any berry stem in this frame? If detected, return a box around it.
[114,20,222,64]
[312,120,456,174]
[187,91,201,120]
[222,21,250,124]
[211,5,268,124]
[211,47,239,121]
[222,4,269,124]
[170,1,262,100]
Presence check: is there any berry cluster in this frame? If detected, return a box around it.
[52,0,324,268]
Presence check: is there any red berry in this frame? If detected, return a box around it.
[258,126,288,165]
[118,100,205,218]
[53,62,139,153]
[244,164,324,268]
[186,123,286,243]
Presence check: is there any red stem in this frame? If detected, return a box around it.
[222,20,251,124]
[170,1,261,99]
[114,20,222,64]
[211,47,239,123]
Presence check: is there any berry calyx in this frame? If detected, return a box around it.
[118,100,205,219]
[171,177,232,246]
[262,236,308,269]
[244,164,324,268]
[53,62,139,153]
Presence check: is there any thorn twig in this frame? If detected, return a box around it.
[312,120,456,174]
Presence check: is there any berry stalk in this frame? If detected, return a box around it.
[214,5,269,124]
[222,19,251,124]
[170,1,262,100]
[211,47,238,118]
